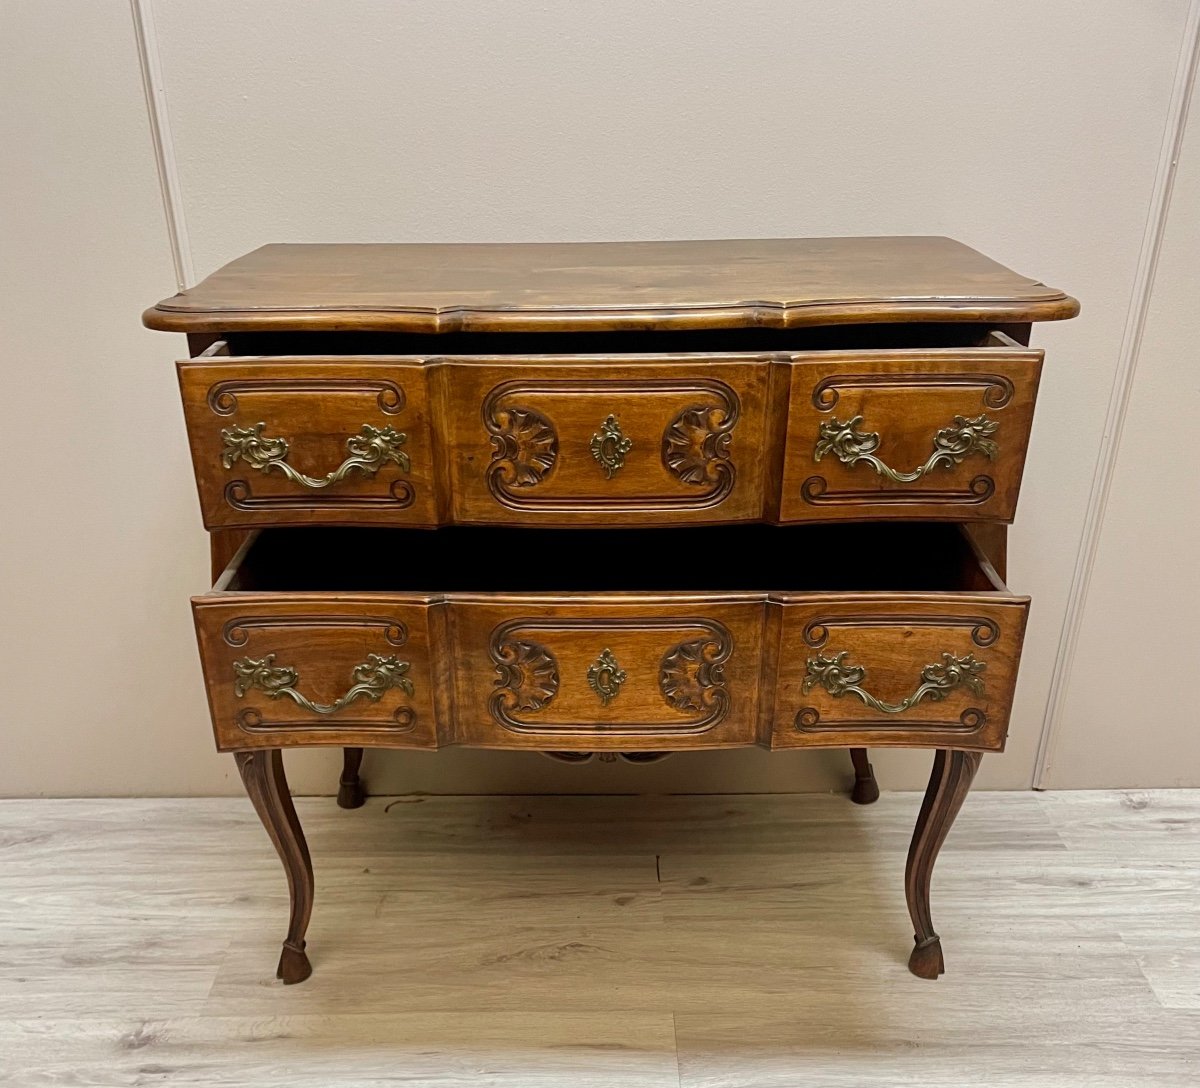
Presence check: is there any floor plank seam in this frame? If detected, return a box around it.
[671,1011,682,1088]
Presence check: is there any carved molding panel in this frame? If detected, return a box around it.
[802,372,1012,509]
[221,616,416,735]
[207,377,414,513]
[810,372,1015,412]
[481,378,741,514]
[793,611,1005,734]
[488,617,734,736]
[208,378,406,417]
[800,474,995,506]
[802,615,999,650]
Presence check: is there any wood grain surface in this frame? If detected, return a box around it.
[143,237,1079,333]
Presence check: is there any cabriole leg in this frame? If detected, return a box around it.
[235,749,314,984]
[905,748,982,979]
[848,747,879,804]
[337,747,367,809]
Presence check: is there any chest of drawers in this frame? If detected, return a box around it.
[145,236,1077,984]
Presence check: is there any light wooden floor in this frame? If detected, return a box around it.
[2,788,1198,1086]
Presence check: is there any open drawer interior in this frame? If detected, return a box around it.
[217,523,1011,596]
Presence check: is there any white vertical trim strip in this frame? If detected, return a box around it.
[130,0,194,290]
[1034,3,1200,788]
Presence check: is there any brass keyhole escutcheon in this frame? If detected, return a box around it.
[587,648,627,705]
[590,415,632,478]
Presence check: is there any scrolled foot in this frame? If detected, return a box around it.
[908,935,944,979]
[849,748,880,805]
[337,747,367,809]
[851,770,880,805]
[336,778,366,809]
[276,941,312,984]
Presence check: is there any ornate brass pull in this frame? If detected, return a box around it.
[802,652,985,714]
[587,648,627,705]
[232,653,413,715]
[813,414,998,483]
[221,422,409,488]
[590,415,632,478]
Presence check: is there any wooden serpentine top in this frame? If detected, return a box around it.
[144,236,1079,334]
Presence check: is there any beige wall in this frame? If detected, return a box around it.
[1042,67,1200,788]
[0,1,1195,796]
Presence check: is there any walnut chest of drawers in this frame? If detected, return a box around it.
[145,236,1078,984]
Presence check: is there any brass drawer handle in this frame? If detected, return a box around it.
[590,415,632,478]
[221,422,409,488]
[233,653,413,715]
[587,648,627,705]
[803,651,985,714]
[814,414,998,484]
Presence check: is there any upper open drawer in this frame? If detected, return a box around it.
[178,332,1041,529]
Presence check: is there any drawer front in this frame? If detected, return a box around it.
[452,600,764,748]
[192,597,439,750]
[178,359,438,528]
[769,594,1029,750]
[444,360,770,526]
[780,346,1042,521]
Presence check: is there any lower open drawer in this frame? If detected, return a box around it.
[193,524,1028,752]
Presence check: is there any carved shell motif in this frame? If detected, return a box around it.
[662,405,736,488]
[660,638,729,714]
[492,640,560,713]
[487,407,558,489]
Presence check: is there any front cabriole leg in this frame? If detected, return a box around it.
[235,749,314,983]
[905,748,982,979]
